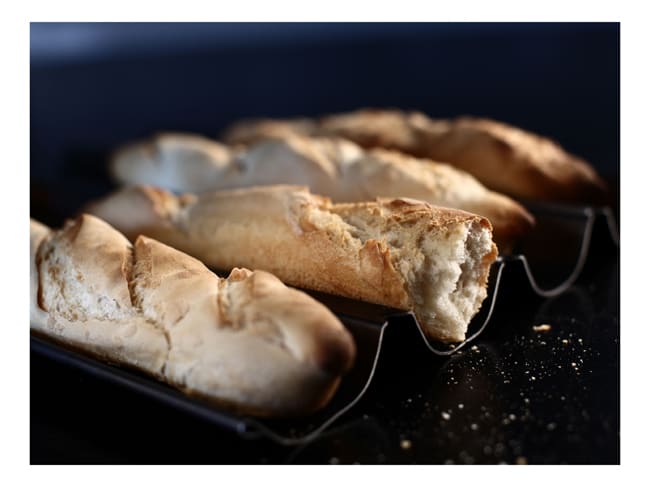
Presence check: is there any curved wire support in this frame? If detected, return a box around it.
[510,207,596,298]
[600,206,620,246]
[239,260,509,445]
[241,319,391,446]
[415,258,506,356]
[239,206,619,445]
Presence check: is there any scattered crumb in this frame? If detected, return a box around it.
[562,339,569,345]
[441,411,451,420]
[470,423,478,431]
[516,456,528,465]
[458,403,464,410]
[533,324,552,332]
[400,439,412,450]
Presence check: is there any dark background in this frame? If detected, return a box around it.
[30,22,619,225]
[30,23,620,464]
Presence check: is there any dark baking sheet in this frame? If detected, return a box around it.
[30,202,619,462]
[29,22,620,464]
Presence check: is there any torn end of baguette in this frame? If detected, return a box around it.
[87,185,498,343]
[332,198,498,342]
[413,216,497,342]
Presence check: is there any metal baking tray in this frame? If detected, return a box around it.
[30,203,619,453]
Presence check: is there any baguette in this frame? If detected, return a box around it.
[30,215,356,417]
[110,132,534,251]
[223,109,609,204]
[86,185,499,343]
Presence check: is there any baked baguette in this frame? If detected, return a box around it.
[223,109,609,204]
[110,132,534,251]
[86,185,499,343]
[30,215,355,417]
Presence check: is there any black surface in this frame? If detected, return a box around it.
[31,274,619,464]
[29,23,620,464]
[30,208,619,464]
[30,22,619,212]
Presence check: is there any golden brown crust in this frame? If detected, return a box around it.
[30,215,356,417]
[110,131,534,249]
[87,185,499,342]
[416,116,610,204]
[223,109,609,204]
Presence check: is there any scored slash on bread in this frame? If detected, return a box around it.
[30,215,356,417]
[86,185,499,343]
[223,108,610,205]
[110,131,534,251]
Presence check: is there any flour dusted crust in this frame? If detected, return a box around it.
[30,215,355,417]
[111,131,533,250]
[223,109,609,204]
[87,185,499,342]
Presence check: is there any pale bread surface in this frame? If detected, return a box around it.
[111,132,533,250]
[87,185,499,342]
[223,109,609,204]
[30,215,355,417]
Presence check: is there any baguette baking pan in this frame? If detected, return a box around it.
[31,204,618,449]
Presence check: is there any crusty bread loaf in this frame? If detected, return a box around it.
[86,185,499,342]
[30,215,355,417]
[223,109,609,204]
[110,132,534,251]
